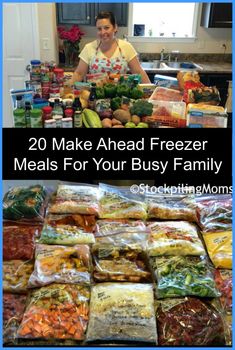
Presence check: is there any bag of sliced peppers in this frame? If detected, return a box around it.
[28,244,91,287]
[156,297,226,346]
[3,185,48,222]
[17,284,90,340]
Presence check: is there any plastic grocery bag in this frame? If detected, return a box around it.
[151,256,220,298]
[3,185,48,222]
[3,224,39,260]
[214,269,232,312]
[96,219,146,237]
[147,221,205,256]
[3,260,34,293]
[156,297,226,346]
[146,193,197,221]
[28,244,91,287]
[38,224,95,245]
[98,183,147,220]
[3,293,27,344]
[86,283,157,344]
[46,213,97,232]
[202,231,232,269]
[92,243,152,282]
[49,184,99,216]
[17,284,90,340]
[196,195,232,232]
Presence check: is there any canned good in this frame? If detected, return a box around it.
[74,111,83,128]
[41,81,50,99]
[53,115,63,128]
[44,119,56,128]
[54,68,64,87]
[62,117,73,128]
[30,109,43,128]
[13,108,26,128]
[30,60,41,82]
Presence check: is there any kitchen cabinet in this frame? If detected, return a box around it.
[57,3,128,26]
[200,3,232,28]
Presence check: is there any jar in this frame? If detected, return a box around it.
[53,115,63,128]
[41,81,50,99]
[44,119,57,128]
[13,109,26,128]
[49,82,60,99]
[54,68,64,87]
[30,109,43,128]
[30,60,41,82]
[42,106,53,124]
[74,111,83,128]
[64,108,74,119]
[62,117,73,128]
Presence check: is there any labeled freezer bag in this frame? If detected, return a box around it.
[98,183,147,220]
[3,293,27,344]
[3,224,38,260]
[214,269,232,312]
[38,224,95,245]
[151,256,220,298]
[3,185,48,222]
[49,184,99,216]
[28,244,91,287]
[3,260,34,293]
[196,195,232,232]
[46,213,97,232]
[92,243,152,282]
[225,313,232,346]
[146,193,197,221]
[95,230,149,249]
[95,219,147,237]
[86,283,157,344]
[17,284,90,340]
[202,230,232,269]
[147,221,205,256]
[156,297,226,346]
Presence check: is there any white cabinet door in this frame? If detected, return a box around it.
[3,3,40,127]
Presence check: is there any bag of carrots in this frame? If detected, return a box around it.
[17,284,90,340]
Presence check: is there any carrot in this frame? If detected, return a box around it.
[19,325,31,336]
[68,325,76,335]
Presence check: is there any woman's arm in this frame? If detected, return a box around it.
[69,59,89,84]
[128,56,151,84]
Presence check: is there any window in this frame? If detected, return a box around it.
[129,3,199,40]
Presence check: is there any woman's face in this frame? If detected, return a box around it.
[96,18,117,43]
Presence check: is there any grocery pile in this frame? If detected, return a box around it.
[3,183,232,345]
[11,60,228,128]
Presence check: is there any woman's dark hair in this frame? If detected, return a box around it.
[95,11,116,26]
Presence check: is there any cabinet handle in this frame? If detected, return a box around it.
[87,16,90,20]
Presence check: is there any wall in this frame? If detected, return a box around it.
[38,3,232,62]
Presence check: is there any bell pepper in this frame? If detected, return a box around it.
[110,97,122,111]
[116,84,130,97]
[129,87,144,100]
[96,87,105,99]
[104,84,117,98]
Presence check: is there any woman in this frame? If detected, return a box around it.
[70,11,150,84]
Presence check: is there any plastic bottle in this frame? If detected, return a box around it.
[13,109,26,128]
[30,109,43,128]
[24,101,32,128]
[52,98,63,117]
[88,82,97,110]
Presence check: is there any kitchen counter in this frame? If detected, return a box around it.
[141,62,232,74]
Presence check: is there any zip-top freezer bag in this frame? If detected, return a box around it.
[96,219,146,237]
[17,284,90,341]
[214,269,232,312]
[49,184,99,216]
[98,183,147,220]
[46,213,97,232]
[147,221,205,256]
[3,260,34,293]
[28,244,91,287]
[156,297,226,346]
[86,283,157,344]
[151,255,220,298]
[3,185,48,222]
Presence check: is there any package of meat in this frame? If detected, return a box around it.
[3,293,27,344]
[86,283,157,344]
[28,244,91,287]
[3,224,39,260]
[17,284,90,340]
[98,183,147,220]
[195,194,232,232]
[202,231,232,269]
[214,269,232,312]
[92,243,152,282]
[146,193,196,221]
[38,224,95,245]
[3,260,34,293]
[149,86,183,102]
[49,184,99,216]
[151,255,220,298]
[96,219,146,237]
[156,297,226,346]
[147,221,205,256]
[46,213,97,232]
[3,185,48,222]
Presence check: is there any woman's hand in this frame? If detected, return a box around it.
[128,56,151,84]
[70,59,89,84]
